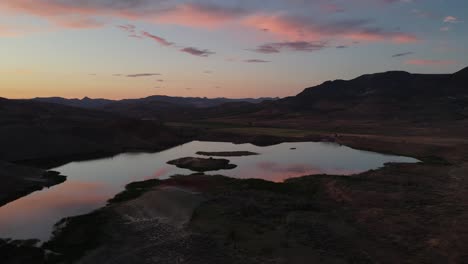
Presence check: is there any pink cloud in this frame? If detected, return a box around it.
[0,1,245,29]
[148,3,246,28]
[405,59,456,66]
[141,31,174,46]
[243,14,419,43]
[53,16,106,29]
[0,0,419,48]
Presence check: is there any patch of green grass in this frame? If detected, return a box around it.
[108,179,161,204]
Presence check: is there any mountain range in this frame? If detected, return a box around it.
[206,66,468,135]
[1,66,466,162]
[30,67,468,127]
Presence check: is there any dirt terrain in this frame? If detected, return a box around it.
[33,129,468,264]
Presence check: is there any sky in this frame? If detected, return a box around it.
[0,0,467,99]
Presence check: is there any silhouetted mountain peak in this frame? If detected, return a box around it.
[354,71,411,82]
[454,66,468,77]
[294,67,468,112]
[82,96,91,101]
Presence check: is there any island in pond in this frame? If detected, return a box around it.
[196,151,258,157]
[167,157,237,172]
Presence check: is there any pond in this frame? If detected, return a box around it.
[0,141,419,241]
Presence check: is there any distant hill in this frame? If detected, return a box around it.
[28,67,468,135]
[33,95,278,109]
[453,66,468,82]
[0,99,186,162]
[281,67,468,121]
[200,67,468,136]
[31,95,279,121]
[33,96,114,109]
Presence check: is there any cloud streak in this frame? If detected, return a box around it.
[392,52,413,57]
[0,1,247,29]
[252,41,328,54]
[122,73,161,78]
[244,59,270,63]
[180,47,215,57]
[141,31,174,46]
[243,14,419,43]
[1,0,419,47]
[119,24,214,57]
[405,59,456,66]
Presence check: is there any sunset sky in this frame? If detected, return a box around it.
[1,0,467,99]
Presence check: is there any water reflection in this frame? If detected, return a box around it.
[0,141,418,240]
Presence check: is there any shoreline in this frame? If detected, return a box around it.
[2,128,468,263]
[1,128,454,209]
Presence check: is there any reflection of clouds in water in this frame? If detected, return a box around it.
[4,181,107,209]
[147,166,173,180]
[129,166,173,182]
[250,161,323,182]
[257,161,321,174]
[153,167,171,178]
[0,180,110,240]
[253,161,361,182]
[0,181,108,226]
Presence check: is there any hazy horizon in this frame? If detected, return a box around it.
[5,65,466,101]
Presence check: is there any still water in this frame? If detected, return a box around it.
[0,141,418,241]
